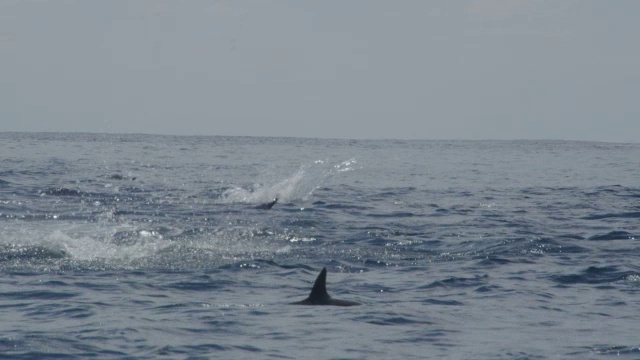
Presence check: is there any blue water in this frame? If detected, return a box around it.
[1,132,639,359]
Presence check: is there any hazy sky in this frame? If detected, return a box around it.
[1,1,638,141]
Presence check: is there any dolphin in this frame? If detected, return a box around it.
[290,267,360,306]
[255,197,278,210]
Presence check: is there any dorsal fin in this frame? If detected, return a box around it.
[290,267,360,306]
[307,267,330,303]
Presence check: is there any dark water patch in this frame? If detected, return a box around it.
[152,303,191,313]
[71,281,121,291]
[184,343,229,352]
[0,244,68,262]
[584,185,625,196]
[1,290,78,300]
[588,345,640,356]
[0,169,18,177]
[595,298,627,306]
[360,258,398,268]
[281,218,318,228]
[583,212,640,220]
[0,301,30,311]
[359,315,434,326]
[588,231,636,241]
[28,304,94,319]
[42,187,89,197]
[362,237,386,247]
[520,187,553,196]
[618,191,640,199]
[478,237,531,254]
[474,285,502,293]
[320,203,370,211]
[378,330,453,345]
[202,318,244,331]
[421,275,489,289]
[449,206,474,215]
[557,233,585,240]
[497,351,545,360]
[103,173,137,181]
[267,260,308,270]
[475,256,512,266]
[422,298,464,306]
[32,280,68,287]
[157,345,189,356]
[550,266,638,285]
[0,337,24,353]
[432,208,450,215]
[366,211,416,218]
[0,351,77,359]
[165,279,234,292]
[361,227,435,240]
[234,345,262,353]
[374,187,417,196]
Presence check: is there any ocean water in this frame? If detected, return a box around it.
[1,132,639,359]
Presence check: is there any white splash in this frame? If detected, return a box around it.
[220,158,356,204]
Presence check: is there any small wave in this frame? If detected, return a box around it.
[422,298,464,306]
[583,212,640,220]
[165,277,233,292]
[475,256,512,266]
[421,275,489,289]
[103,173,137,181]
[550,266,637,285]
[0,290,77,300]
[359,315,434,326]
[588,231,636,241]
[42,187,89,197]
[0,243,68,262]
[589,345,640,356]
[367,211,416,218]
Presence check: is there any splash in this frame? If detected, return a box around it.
[0,221,295,271]
[0,158,358,271]
[220,158,356,204]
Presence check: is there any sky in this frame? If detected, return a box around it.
[1,0,639,142]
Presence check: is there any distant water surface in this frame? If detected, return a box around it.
[1,132,639,359]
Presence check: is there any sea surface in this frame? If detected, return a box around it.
[1,132,639,359]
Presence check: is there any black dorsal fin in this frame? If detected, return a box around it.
[290,267,360,306]
[307,267,330,303]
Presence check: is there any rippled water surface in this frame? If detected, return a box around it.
[1,133,639,359]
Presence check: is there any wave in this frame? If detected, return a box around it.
[582,212,640,220]
[0,243,68,262]
[550,266,638,285]
[588,231,636,241]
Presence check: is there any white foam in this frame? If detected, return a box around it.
[0,220,294,271]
